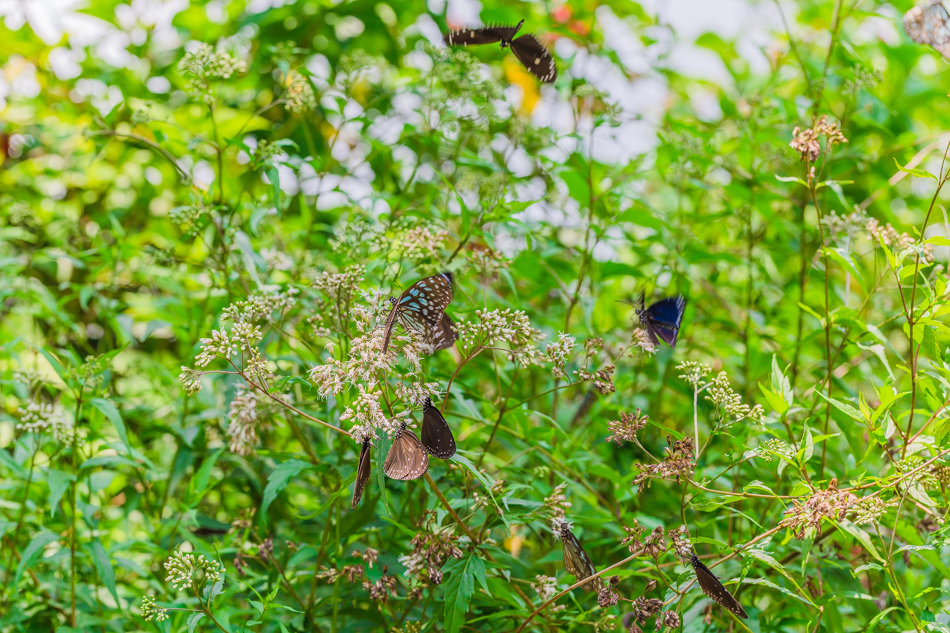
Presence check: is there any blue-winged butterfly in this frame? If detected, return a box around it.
[443,20,557,83]
[420,396,456,459]
[383,421,429,481]
[382,273,455,354]
[623,292,687,349]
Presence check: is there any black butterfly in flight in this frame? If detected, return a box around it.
[382,273,455,354]
[420,397,456,459]
[557,522,604,592]
[622,293,687,349]
[351,436,372,509]
[383,421,429,481]
[690,554,749,619]
[443,19,558,83]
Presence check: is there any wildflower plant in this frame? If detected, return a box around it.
[4,1,950,632]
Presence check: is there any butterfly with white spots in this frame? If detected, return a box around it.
[904,0,950,60]
[443,20,558,83]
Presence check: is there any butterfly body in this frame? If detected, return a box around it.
[904,0,950,59]
[382,273,454,354]
[351,437,372,508]
[558,523,605,592]
[420,397,456,459]
[690,554,748,619]
[383,422,429,481]
[443,21,557,83]
[633,293,687,349]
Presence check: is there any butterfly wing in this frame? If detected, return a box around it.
[384,274,454,353]
[351,438,372,508]
[421,398,456,459]
[561,529,605,592]
[645,296,686,348]
[444,23,523,46]
[905,1,950,42]
[510,34,557,83]
[691,555,748,619]
[432,312,459,352]
[383,427,429,481]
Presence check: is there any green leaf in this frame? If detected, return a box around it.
[837,520,885,562]
[187,611,205,633]
[90,397,132,454]
[15,531,60,586]
[801,424,814,463]
[451,452,508,526]
[814,391,866,423]
[893,158,937,181]
[189,448,225,505]
[443,555,485,633]
[775,174,808,187]
[85,540,119,602]
[46,469,74,516]
[868,606,901,630]
[297,471,355,520]
[261,458,313,518]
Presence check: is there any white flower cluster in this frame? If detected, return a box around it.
[543,483,572,519]
[16,401,86,444]
[194,329,238,367]
[226,385,289,456]
[397,226,449,261]
[544,333,576,379]
[163,550,224,592]
[676,361,711,388]
[140,595,168,622]
[454,308,543,365]
[531,576,565,611]
[178,367,203,395]
[222,288,300,323]
[706,372,765,422]
[177,43,247,104]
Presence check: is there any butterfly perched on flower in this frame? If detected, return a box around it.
[383,421,429,481]
[904,0,950,60]
[351,436,372,509]
[443,19,558,83]
[690,554,748,619]
[382,273,456,354]
[622,293,687,349]
[556,521,604,592]
[420,397,456,459]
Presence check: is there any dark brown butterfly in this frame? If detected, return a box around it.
[351,436,372,508]
[558,522,605,592]
[443,20,558,83]
[690,554,748,619]
[420,397,456,459]
[382,273,454,354]
[432,313,459,352]
[383,421,429,480]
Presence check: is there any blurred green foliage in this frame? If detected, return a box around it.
[2,1,950,632]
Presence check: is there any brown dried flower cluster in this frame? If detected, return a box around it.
[597,576,623,607]
[668,525,692,559]
[625,596,664,630]
[867,218,934,262]
[641,526,666,559]
[620,521,645,553]
[789,116,847,163]
[575,363,617,394]
[782,479,858,538]
[632,437,696,493]
[398,529,463,586]
[606,409,649,444]
[362,566,398,603]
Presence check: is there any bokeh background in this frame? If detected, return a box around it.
[3,0,950,632]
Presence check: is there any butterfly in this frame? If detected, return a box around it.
[443,19,558,83]
[420,397,456,459]
[624,293,687,349]
[690,554,748,619]
[351,436,372,508]
[382,273,455,354]
[904,0,950,60]
[557,522,605,592]
[432,313,459,352]
[383,421,429,480]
